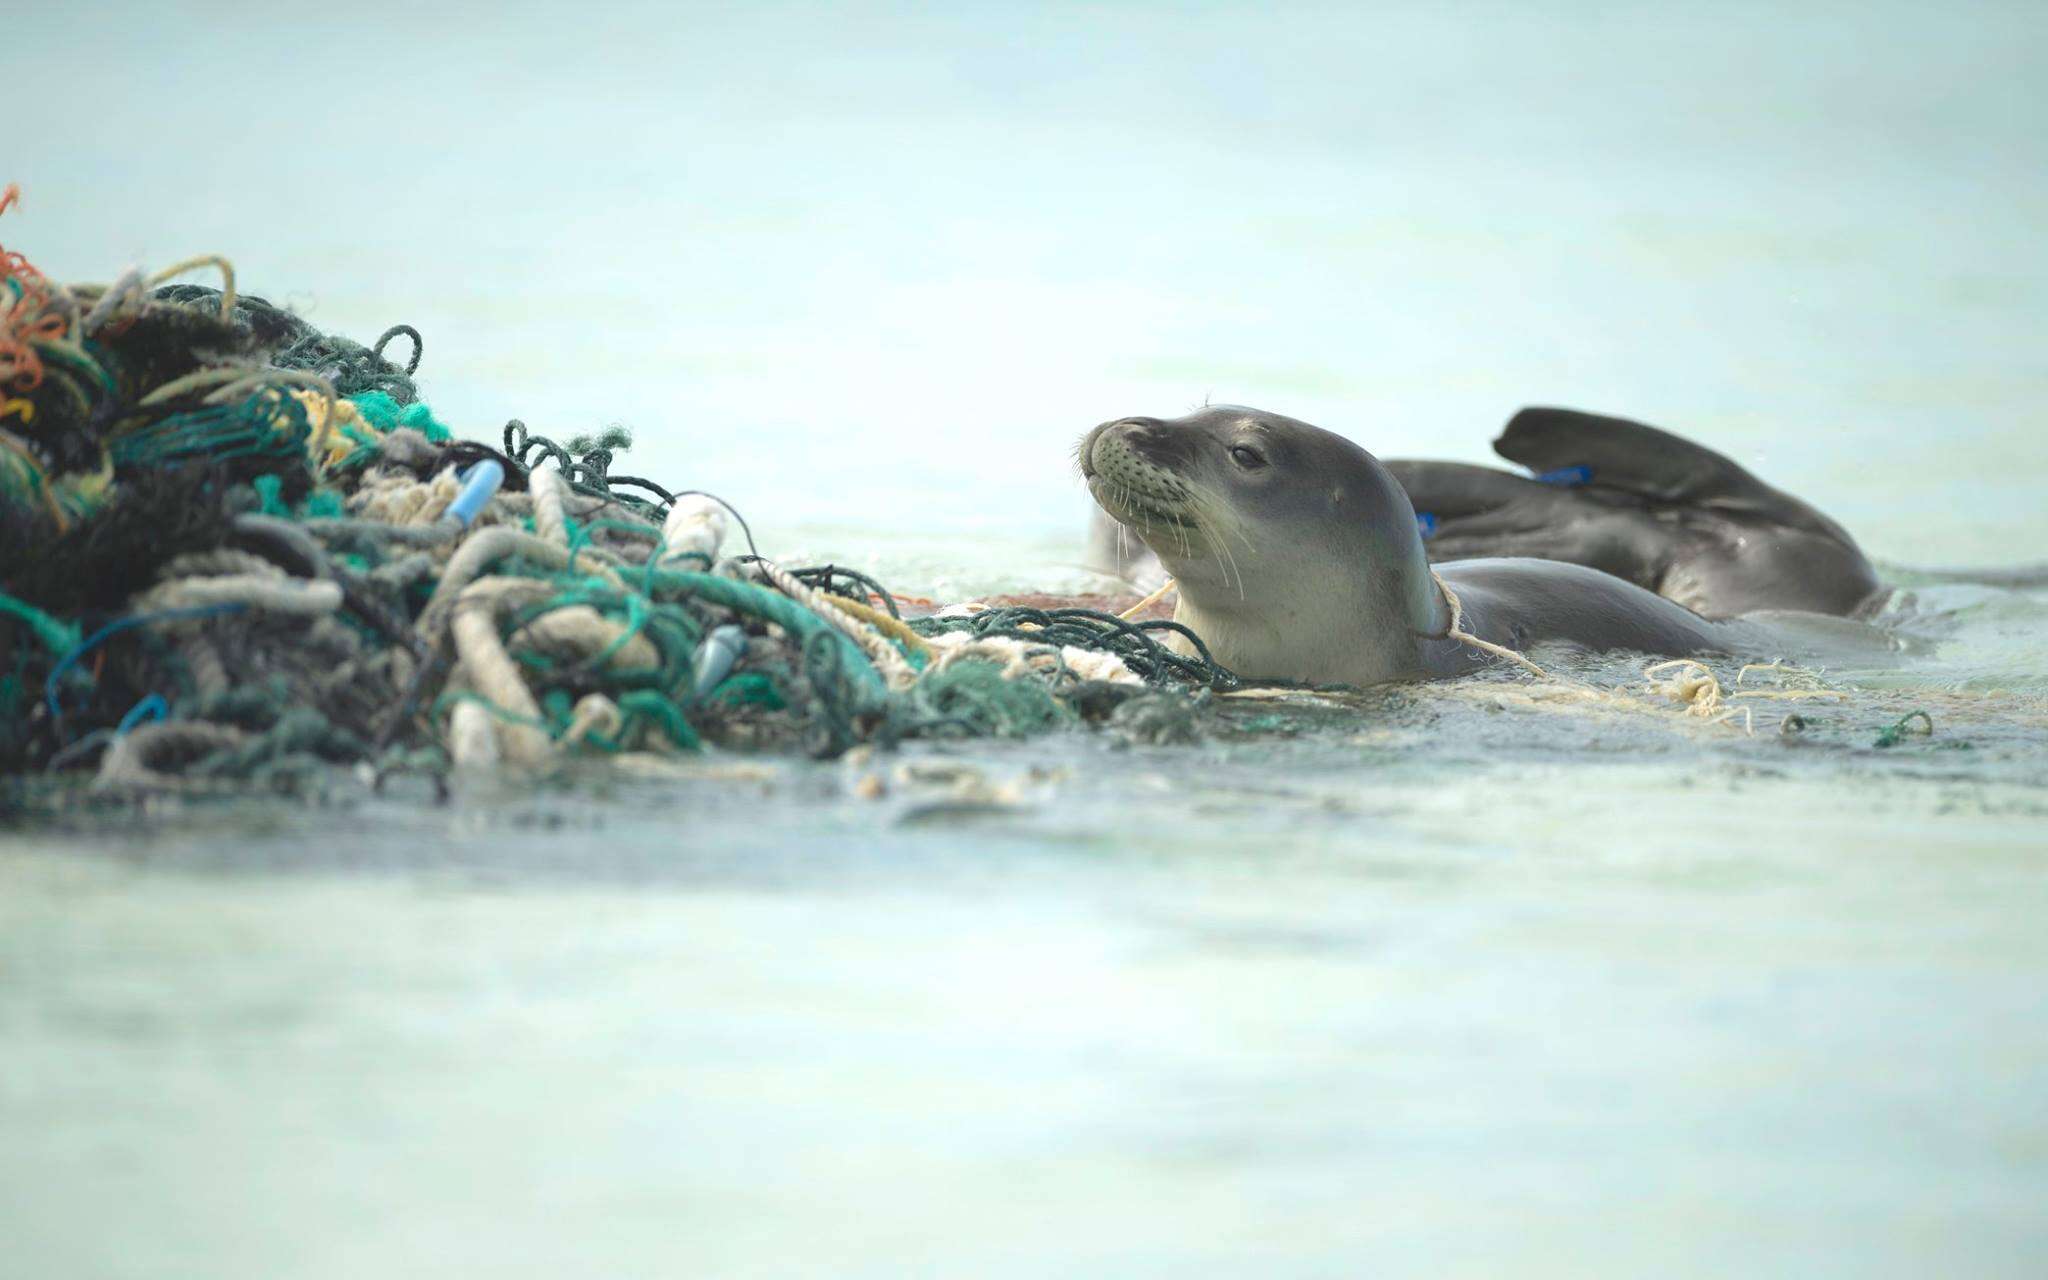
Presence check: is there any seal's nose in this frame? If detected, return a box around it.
[1082,417,1139,471]
[1096,415,1162,448]
[1082,416,1177,476]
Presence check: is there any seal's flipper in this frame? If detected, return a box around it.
[1494,407,1778,509]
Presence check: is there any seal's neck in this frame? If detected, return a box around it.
[1173,523,1451,686]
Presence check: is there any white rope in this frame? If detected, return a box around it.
[349,465,462,526]
[158,549,282,580]
[448,577,554,766]
[79,267,148,335]
[658,494,728,566]
[145,253,237,317]
[750,559,921,691]
[136,575,342,616]
[447,700,501,771]
[561,694,624,749]
[416,527,627,648]
[923,630,1143,686]
[95,721,245,791]
[508,604,660,673]
[1432,571,1550,678]
[530,466,571,548]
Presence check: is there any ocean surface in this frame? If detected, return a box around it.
[5,2,2046,1275]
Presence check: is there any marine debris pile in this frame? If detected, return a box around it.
[0,201,1237,794]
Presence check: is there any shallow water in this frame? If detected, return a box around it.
[6,655,2048,1277]
[7,1,2048,1275]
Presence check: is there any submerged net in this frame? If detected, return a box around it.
[0,190,1240,795]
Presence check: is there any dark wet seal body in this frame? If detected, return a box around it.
[1386,407,1882,618]
[1078,406,1812,688]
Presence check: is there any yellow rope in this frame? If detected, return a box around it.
[290,389,372,478]
[822,593,935,659]
[146,254,237,318]
[1118,577,1177,620]
[752,560,921,689]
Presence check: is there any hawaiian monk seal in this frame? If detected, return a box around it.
[1079,406,1796,686]
[1090,406,1892,619]
[1385,407,1883,618]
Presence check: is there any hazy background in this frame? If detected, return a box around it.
[9,0,2046,570]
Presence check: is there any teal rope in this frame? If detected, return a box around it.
[0,590,81,656]
[646,569,889,706]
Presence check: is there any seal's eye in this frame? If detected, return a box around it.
[1229,444,1267,470]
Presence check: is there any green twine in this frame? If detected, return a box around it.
[252,474,290,516]
[647,569,889,708]
[36,337,118,397]
[434,686,703,755]
[432,689,551,733]
[253,476,346,520]
[350,391,452,443]
[110,386,312,469]
[905,658,1071,738]
[327,413,388,473]
[510,582,699,688]
[0,589,83,656]
[912,604,1236,690]
[617,690,702,751]
[589,591,652,668]
[399,403,452,443]
[708,671,785,710]
[1874,710,1934,749]
[190,707,369,779]
[567,426,633,454]
[0,434,110,525]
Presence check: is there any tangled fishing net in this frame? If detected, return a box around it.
[0,187,1240,795]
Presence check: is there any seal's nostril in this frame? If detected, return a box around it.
[1079,421,1119,474]
[1083,416,1165,475]
[1109,418,1169,459]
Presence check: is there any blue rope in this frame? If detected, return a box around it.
[43,605,247,725]
[115,693,168,736]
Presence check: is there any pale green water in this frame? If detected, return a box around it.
[6,1,2048,1275]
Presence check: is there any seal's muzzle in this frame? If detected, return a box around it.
[1081,417,1202,528]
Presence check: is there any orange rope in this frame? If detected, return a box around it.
[1,184,64,394]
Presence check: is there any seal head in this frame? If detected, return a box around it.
[1081,407,1449,685]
